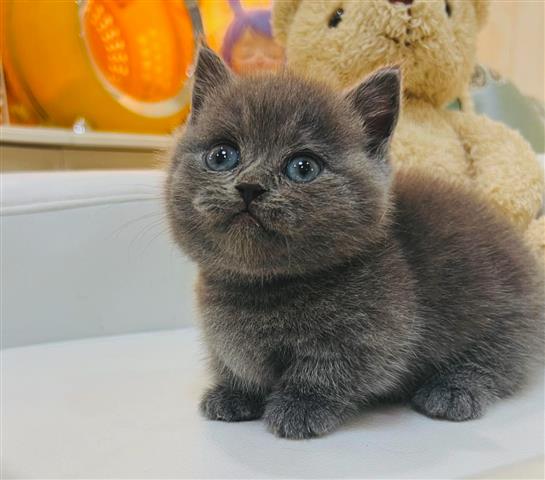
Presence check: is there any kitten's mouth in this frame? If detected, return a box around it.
[231,210,265,229]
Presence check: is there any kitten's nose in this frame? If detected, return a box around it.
[236,183,266,206]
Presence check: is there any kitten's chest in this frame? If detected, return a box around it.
[202,306,298,387]
[196,276,323,387]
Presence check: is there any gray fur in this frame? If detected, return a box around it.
[165,46,544,439]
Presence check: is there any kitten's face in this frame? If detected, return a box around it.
[166,47,400,278]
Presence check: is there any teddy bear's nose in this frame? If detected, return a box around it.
[389,0,413,5]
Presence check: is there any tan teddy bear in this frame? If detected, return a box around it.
[272,0,544,261]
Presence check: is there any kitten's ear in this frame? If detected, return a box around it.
[191,43,233,122]
[345,67,401,159]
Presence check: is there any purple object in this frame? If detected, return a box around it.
[221,0,273,65]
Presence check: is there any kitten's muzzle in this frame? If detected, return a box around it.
[236,183,266,207]
[231,210,265,229]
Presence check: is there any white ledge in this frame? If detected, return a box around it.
[0,126,174,150]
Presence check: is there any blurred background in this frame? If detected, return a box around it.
[1,0,544,171]
[478,0,544,103]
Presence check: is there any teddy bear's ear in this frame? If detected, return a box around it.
[345,67,401,160]
[271,0,302,46]
[472,0,490,29]
[190,43,233,123]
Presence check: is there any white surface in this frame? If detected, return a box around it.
[0,126,173,150]
[1,169,165,213]
[1,327,543,479]
[1,170,197,347]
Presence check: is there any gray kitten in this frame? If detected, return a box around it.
[165,46,544,439]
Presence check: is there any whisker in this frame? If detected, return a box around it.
[140,226,171,255]
[111,211,167,239]
[129,217,168,251]
[284,235,292,272]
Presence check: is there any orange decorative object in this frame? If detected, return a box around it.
[1,0,196,133]
[199,0,284,75]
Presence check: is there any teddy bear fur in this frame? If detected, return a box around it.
[272,0,544,262]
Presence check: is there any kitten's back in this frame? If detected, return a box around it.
[391,171,544,381]
[392,171,540,281]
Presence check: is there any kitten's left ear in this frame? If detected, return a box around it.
[345,67,401,160]
[191,43,233,122]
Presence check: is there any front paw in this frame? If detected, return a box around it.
[264,389,346,439]
[411,380,485,421]
[200,385,264,422]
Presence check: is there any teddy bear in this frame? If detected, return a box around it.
[272,0,544,261]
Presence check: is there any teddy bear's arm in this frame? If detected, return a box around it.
[445,110,543,230]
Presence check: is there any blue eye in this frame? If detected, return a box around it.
[285,156,322,183]
[205,144,240,171]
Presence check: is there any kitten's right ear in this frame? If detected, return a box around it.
[345,67,401,160]
[190,43,233,122]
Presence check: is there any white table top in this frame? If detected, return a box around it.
[2,328,544,479]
